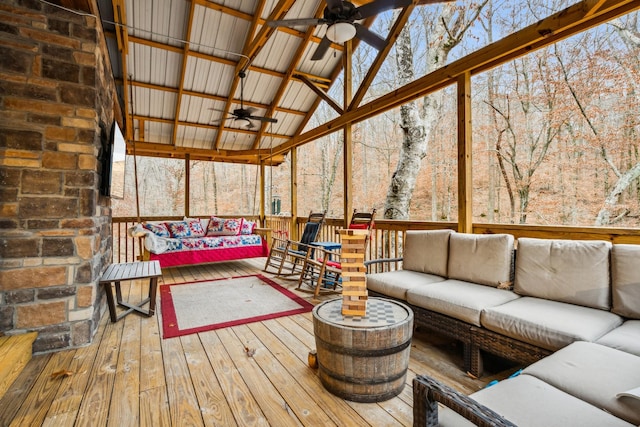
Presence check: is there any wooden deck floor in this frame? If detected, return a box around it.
[0,258,517,427]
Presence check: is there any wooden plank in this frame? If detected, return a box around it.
[0,354,51,427]
[180,333,238,426]
[8,348,75,426]
[160,334,204,426]
[139,294,165,392]
[139,386,171,427]
[44,314,109,419]
[199,330,269,426]
[232,324,336,426]
[216,328,302,426]
[74,284,129,427]
[107,279,143,427]
[0,332,37,398]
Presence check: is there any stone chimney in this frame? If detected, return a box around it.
[0,1,118,352]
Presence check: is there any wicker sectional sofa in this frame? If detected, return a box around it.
[366,230,640,377]
[413,341,640,426]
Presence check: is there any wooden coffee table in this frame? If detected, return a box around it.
[99,261,162,322]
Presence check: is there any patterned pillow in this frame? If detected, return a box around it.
[206,217,243,236]
[185,218,206,237]
[166,221,193,238]
[240,219,256,235]
[143,222,170,237]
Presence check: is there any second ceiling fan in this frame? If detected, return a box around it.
[267,0,413,61]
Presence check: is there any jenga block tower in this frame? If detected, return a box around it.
[339,229,370,316]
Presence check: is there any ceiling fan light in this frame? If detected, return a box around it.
[326,22,356,44]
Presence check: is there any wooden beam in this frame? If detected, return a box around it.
[269,0,640,157]
[351,2,415,109]
[111,0,132,140]
[124,79,306,116]
[252,2,325,149]
[131,114,289,140]
[171,1,196,147]
[457,73,472,233]
[126,142,286,165]
[296,74,344,115]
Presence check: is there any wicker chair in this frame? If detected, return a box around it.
[263,211,325,277]
[413,375,517,427]
[297,209,376,297]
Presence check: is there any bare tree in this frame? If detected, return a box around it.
[383,2,487,219]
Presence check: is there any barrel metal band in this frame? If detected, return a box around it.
[318,363,407,385]
[314,336,411,357]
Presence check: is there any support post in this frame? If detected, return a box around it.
[184,153,190,218]
[259,160,266,227]
[290,148,299,241]
[457,72,473,233]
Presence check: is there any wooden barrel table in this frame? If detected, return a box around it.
[312,297,414,402]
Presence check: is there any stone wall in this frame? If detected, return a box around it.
[0,0,117,352]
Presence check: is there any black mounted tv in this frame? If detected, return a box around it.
[100,121,126,198]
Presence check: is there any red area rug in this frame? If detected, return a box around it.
[160,274,314,339]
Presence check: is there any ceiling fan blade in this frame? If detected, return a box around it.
[311,35,332,61]
[266,18,323,27]
[355,0,413,19]
[354,23,386,50]
[249,116,278,123]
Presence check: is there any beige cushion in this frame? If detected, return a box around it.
[366,270,445,300]
[611,244,640,318]
[402,229,453,276]
[448,233,514,287]
[481,297,623,351]
[406,279,519,326]
[447,233,514,288]
[514,238,611,310]
[523,341,640,425]
[438,374,634,427]
[597,320,640,357]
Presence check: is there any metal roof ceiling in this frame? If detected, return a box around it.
[98,0,420,165]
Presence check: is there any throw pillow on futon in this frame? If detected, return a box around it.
[206,217,243,236]
[241,220,257,235]
[167,221,193,238]
[184,218,206,237]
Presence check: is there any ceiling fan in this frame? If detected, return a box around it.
[211,71,277,129]
[267,0,413,61]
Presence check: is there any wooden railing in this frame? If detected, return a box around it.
[111,215,640,268]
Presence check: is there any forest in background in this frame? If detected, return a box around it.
[113,1,640,229]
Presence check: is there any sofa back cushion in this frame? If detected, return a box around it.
[611,244,640,318]
[403,230,453,277]
[447,233,514,288]
[514,238,611,310]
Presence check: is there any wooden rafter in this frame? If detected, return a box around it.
[123,80,307,117]
[171,1,196,147]
[132,114,289,140]
[270,0,640,157]
[213,0,295,150]
[297,74,344,114]
[111,0,131,139]
[128,142,285,164]
[251,2,326,150]
[118,34,330,86]
[350,2,416,110]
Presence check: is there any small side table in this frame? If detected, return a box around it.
[99,261,162,322]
